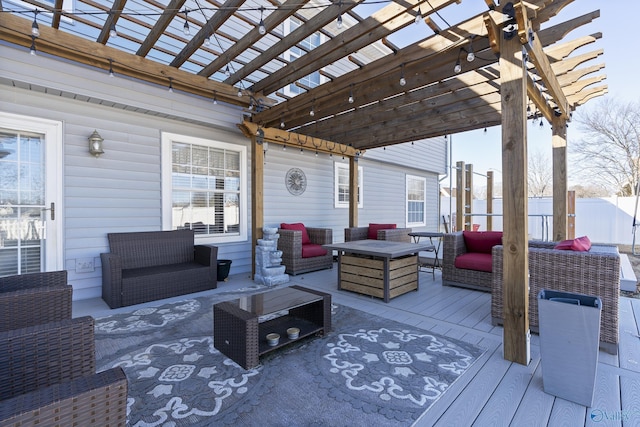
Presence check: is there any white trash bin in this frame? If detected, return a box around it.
[538,289,601,407]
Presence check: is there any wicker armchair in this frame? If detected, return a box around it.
[344,226,412,242]
[0,316,128,426]
[492,242,621,354]
[442,231,498,291]
[0,270,72,332]
[278,227,333,275]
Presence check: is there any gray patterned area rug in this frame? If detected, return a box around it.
[95,286,486,426]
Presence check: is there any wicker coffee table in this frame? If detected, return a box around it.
[213,285,331,369]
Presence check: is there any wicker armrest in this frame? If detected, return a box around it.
[378,228,412,242]
[306,227,333,245]
[0,316,96,400]
[344,227,368,242]
[195,244,218,267]
[0,270,68,292]
[0,367,128,427]
[0,271,72,332]
[278,229,303,254]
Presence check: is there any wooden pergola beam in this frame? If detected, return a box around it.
[238,121,360,157]
[0,13,261,108]
[516,1,570,118]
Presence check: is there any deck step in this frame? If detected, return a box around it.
[620,253,637,292]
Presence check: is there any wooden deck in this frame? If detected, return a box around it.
[293,267,640,426]
[74,265,640,426]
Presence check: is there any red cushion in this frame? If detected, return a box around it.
[454,253,493,272]
[301,243,327,258]
[462,231,503,254]
[280,223,310,245]
[554,235,591,251]
[368,223,396,240]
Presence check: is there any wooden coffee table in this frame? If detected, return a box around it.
[324,239,432,302]
[213,285,331,369]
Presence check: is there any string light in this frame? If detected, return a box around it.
[108,58,114,77]
[224,65,231,76]
[453,49,463,73]
[203,36,210,47]
[415,6,422,25]
[168,77,173,92]
[237,87,242,97]
[348,84,354,104]
[337,0,343,29]
[31,11,40,37]
[109,23,117,38]
[399,63,406,86]
[183,10,190,36]
[258,7,266,35]
[466,36,475,62]
[29,35,36,55]
[212,90,217,104]
[280,117,285,128]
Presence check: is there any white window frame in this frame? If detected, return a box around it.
[334,162,363,208]
[406,174,426,226]
[161,132,248,244]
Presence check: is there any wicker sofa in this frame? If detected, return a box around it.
[442,231,503,292]
[101,229,218,308]
[492,241,621,354]
[0,270,72,332]
[278,224,333,275]
[344,224,412,242]
[0,316,128,426]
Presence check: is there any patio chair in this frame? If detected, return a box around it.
[0,270,72,332]
[492,241,621,354]
[278,223,333,275]
[0,316,128,426]
[344,223,412,242]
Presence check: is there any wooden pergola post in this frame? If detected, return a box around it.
[349,156,359,228]
[487,170,494,231]
[251,136,265,278]
[500,26,530,365]
[552,117,568,241]
[456,161,465,232]
[465,164,473,230]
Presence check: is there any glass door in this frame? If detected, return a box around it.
[0,113,62,276]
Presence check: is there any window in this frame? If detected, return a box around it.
[283,17,324,96]
[406,175,426,226]
[334,163,363,208]
[161,133,247,243]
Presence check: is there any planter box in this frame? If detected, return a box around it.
[538,290,601,407]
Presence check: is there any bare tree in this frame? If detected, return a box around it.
[528,149,553,197]
[571,98,640,196]
[569,184,609,198]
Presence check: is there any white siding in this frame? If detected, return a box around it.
[1,44,447,300]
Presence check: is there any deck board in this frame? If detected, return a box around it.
[73,264,640,426]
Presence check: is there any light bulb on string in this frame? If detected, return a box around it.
[183,11,190,36]
[337,14,342,29]
[109,23,117,38]
[399,64,406,86]
[29,36,36,55]
[348,85,354,104]
[108,59,114,77]
[31,11,40,37]
[415,6,422,25]
[258,7,266,35]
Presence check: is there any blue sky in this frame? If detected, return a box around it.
[448,1,636,182]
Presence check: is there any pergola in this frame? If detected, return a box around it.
[0,0,606,364]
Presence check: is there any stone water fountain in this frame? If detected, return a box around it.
[254,227,289,286]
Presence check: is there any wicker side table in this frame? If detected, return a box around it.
[213,285,331,369]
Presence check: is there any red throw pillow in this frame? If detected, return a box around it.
[554,235,591,251]
[280,223,311,245]
[462,231,503,254]
[368,223,396,240]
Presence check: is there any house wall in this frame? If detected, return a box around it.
[1,44,447,300]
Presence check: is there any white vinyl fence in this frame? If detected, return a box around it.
[440,196,640,246]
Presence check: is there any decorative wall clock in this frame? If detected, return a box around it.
[285,168,307,196]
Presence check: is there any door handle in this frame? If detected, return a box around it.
[42,202,55,220]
